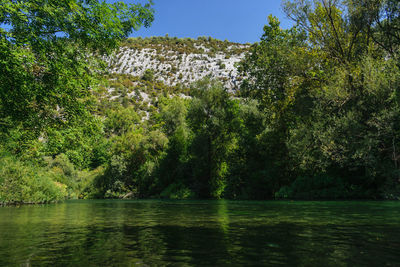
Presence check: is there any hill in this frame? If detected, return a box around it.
[107,36,250,90]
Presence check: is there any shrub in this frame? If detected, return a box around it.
[141,69,154,82]
[275,174,349,200]
[0,155,67,204]
[160,182,194,199]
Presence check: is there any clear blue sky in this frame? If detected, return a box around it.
[131,0,292,44]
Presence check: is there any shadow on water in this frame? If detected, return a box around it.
[0,200,399,266]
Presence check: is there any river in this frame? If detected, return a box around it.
[0,200,399,266]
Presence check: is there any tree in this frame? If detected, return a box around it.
[142,69,155,82]
[238,15,317,193]
[187,79,239,198]
[283,0,400,59]
[239,1,400,198]
[154,97,190,193]
[0,0,154,142]
[347,0,400,56]
[282,0,400,196]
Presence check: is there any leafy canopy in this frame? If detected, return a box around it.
[0,0,154,136]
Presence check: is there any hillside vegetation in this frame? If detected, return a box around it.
[1,0,400,204]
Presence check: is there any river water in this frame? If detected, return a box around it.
[0,200,399,266]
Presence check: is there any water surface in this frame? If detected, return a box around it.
[0,200,399,266]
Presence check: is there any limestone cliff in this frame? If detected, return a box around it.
[108,36,250,90]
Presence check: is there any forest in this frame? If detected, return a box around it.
[1,0,400,204]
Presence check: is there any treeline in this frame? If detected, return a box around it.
[102,0,400,200]
[238,0,400,199]
[122,35,249,58]
[1,0,400,203]
[91,79,274,199]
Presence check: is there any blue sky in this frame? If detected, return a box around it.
[132,0,292,44]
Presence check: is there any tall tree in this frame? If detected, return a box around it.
[187,79,239,198]
[240,1,400,198]
[239,15,317,191]
[0,0,154,140]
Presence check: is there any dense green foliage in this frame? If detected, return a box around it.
[2,0,400,203]
[239,0,400,199]
[0,153,67,205]
[0,0,153,204]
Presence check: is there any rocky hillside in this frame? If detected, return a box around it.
[107,36,250,90]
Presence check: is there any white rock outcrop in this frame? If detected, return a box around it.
[108,42,249,90]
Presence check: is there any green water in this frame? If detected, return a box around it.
[0,200,399,266]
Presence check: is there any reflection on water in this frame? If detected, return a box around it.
[0,200,399,266]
